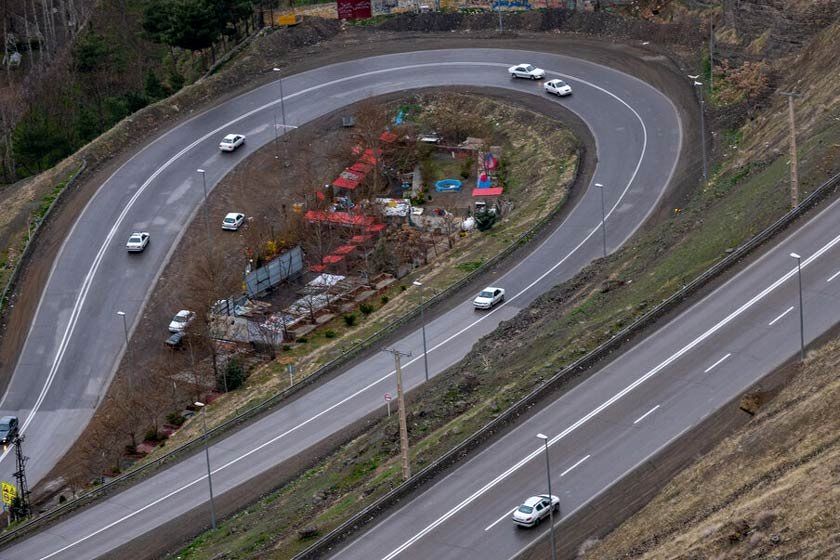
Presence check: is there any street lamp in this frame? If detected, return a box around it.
[790,253,805,361]
[536,433,558,560]
[116,311,128,346]
[195,401,217,530]
[594,183,607,258]
[688,76,708,180]
[412,281,429,382]
[272,67,289,166]
[196,169,212,257]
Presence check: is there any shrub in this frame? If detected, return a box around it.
[219,357,247,392]
[325,330,337,338]
[166,411,186,427]
[282,345,291,352]
[400,285,407,292]
[380,295,390,305]
[144,427,166,442]
[359,303,374,316]
[343,313,357,327]
[297,337,308,343]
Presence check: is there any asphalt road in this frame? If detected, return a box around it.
[332,194,840,560]
[0,49,681,558]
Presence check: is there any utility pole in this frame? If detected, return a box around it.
[708,16,714,92]
[384,348,412,480]
[778,91,802,208]
[12,435,31,521]
[689,76,708,181]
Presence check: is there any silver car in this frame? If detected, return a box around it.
[219,133,245,152]
[126,232,150,252]
[512,494,560,527]
[473,287,505,310]
[508,63,545,80]
[544,79,573,97]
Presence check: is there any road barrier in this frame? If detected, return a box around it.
[292,171,840,559]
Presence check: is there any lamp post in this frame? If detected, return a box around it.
[790,253,805,362]
[536,433,557,560]
[117,311,132,391]
[594,183,607,258]
[272,67,289,167]
[196,169,212,257]
[412,281,430,382]
[195,401,217,530]
[688,76,708,180]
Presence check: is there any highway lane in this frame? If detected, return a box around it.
[0,49,681,558]
[331,189,840,560]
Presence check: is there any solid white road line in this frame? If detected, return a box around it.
[768,306,794,326]
[377,234,840,560]
[560,455,590,477]
[703,353,732,373]
[27,59,653,559]
[827,269,840,282]
[632,405,660,424]
[485,508,517,532]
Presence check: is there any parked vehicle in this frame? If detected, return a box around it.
[168,310,195,333]
[508,64,545,80]
[126,232,150,252]
[219,133,246,152]
[473,287,505,309]
[544,79,573,97]
[222,212,245,231]
[165,331,185,349]
[0,416,19,446]
[511,495,559,527]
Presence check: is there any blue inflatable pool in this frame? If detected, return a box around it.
[435,179,462,192]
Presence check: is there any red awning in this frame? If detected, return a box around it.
[472,187,504,197]
[304,210,375,227]
[360,148,378,165]
[380,131,398,143]
[365,223,386,233]
[332,176,359,190]
[334,245,357,255]
[350,162,373,174]
[349,234,372,244]
[322,254,345,264]
[309,264,327,272]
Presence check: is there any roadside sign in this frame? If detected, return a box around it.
[384,393,392,417]
[1,481,16,506]
[384,393,392,401]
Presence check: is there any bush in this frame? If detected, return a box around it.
[282,345,291,352]
[144,427,166,442]
[359,303,374,316]
[380,295,390,305]
[343,313,357,326]
[166,411,186,427]
[325,330,337,338]
[400,285,407,292]
[218,357,247,392]
[297,337,308,343]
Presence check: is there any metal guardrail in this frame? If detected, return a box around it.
[0,162,87,316]
[292,170,840,559]
[0,152,584,546]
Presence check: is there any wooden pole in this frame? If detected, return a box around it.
[385,348,412,480]
[779,92,802,208]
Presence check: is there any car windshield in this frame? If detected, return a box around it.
[555,80,566,86]
[224,217,235,222]
[174,315,187,323]
[129,236,141,243]
[224,136,235,142]
[524,65,535,72]
[478,290,494,298]
[517,505,533,514]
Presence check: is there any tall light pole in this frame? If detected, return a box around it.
[273,67,289,167]
[536,433,557,560]
[594,183,607,258]
[412,280,430,382]
[116,311,133,391]
[778,91,802,208]
[689,76,708,181]
[790,253,805,362]
[195,401,217,530]
[196,169,212,256]
[384,348,411,480]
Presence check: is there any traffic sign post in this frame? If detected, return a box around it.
[1,481,15,507]
[384,392,392,417]
[287,363,295,387]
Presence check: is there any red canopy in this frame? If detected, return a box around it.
[305,210,375,227]
[380,131,398,143]
[365,223,386,233]
[359,148,378,165]
[350,234,373,244]
[472,187,504,197]
[350,162,373,174]
[322,254,345,264]
[334,245,357,255]
[332,176,360,190]
[309,264,327,272]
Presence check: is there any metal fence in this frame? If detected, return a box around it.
[245,245,304,297]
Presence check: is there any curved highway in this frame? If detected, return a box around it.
[0,49,681,559]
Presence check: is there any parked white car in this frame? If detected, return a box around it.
[512,495,560,528]
[219,133,245,152]
[508,64,545,80]
[222,212,245,231]
[473,287,505,310]
[126,232,150,252]
[544,79,573,96]
[168,310,195,333]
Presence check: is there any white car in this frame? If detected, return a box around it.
[222,212,245,231]
[473,287,505,310]
[508,64,545,80]
[544,79,573,96]
[219,133,245,152]
[512,495,560,528]
[126,232,150,252]
[168,310,195,333]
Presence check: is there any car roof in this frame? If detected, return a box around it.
[483,286,502,291]
[523,496,545,506]
[175,309,192,316]
[224,212,243,218]
[0,415,16,423]
[223,134,242,140]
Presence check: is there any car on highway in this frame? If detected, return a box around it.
[511,494,559,527]
[544,78,573,97]
[168,310,195,333]
[222,212,245,231]
[473,287,505,309]
[0,416,19,446]
[219,133,246,152]
[125,232,150,252]
[508,63,545,80]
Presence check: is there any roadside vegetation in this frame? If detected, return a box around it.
[168,11,840,559]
